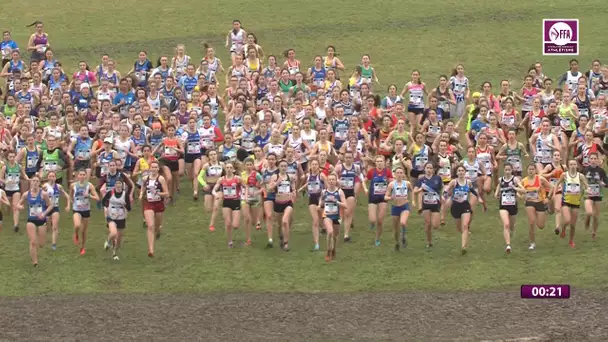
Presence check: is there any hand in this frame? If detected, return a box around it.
[37,213,45,220]
[65,206,70,213]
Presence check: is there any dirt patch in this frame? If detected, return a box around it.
[1,291,606,341]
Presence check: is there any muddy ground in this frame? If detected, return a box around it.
[1,291,606,341]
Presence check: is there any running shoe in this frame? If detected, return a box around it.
[228,241,233,248]
[155,232,161,240]
[554,227,560,235]
[461,248,467,255]
[283,243,289,252]
[51,244,57,251]
[528,243,535,250]
[313,243,320,251]
[209,225,215,232]
[96,200,102,210]
[569,241,576,248]
[394,243,400,251]
[325,254,331,262]
[193,193,198,201]
[375,240,380,246]
[279,234,284,247]
[104,240,111,250]
[266,241,273,249]
[34,263,38,268]
[506,245,512,254]
[13,225,19,232]
[255,222,261,231]
[426,243,433,250]
[148,251,154,257]
[369,223,375,230]
[245,239,252,246]
[344,236,351,243]
[113,255,120,261]
[80,248,86,256]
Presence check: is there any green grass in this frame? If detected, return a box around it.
[1,0,608,296]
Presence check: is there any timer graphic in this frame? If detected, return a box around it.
[521,285,570,299]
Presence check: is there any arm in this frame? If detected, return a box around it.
[88,182,100,201]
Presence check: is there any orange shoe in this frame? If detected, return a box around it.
[209,225,215,232]
[79,248,86,256]
[569,241,576,248]
[325,254,331,262]
[245,239,252,246]
[255,222,261,231]
[148,251,154,257]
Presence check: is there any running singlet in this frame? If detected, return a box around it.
[72,182,91,212]
[307,173,324,196]
[583,166,608,199]
[562,172,582,206]
[221,176,241,200]
[339,164,358,190]
[417,175,442,205]
[499,176,517,207]
[522,176,545,202]
[452,180,471,203]
[322,188,340,218]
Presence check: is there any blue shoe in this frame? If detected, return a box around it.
[369,224,375,230]
[51,244,56,251]
[96,201,102,210]
[313,243,320,251]
[375,240,381,246]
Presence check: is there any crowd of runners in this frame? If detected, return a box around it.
[1,20,607,267]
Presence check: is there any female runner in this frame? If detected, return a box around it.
[334,151,365,242]
[400,70,427,133]
[449,64,470,118]
[318,173,347,262]
[496,129,527,177]
[414,163,443,248]
[226,20,246,64]
[269,159,296,251]
[212,162,243,247]
[554,159,588,247]
[582,153,608,240]
[16,175,52,267]
[366,155,393,246]
[475,133,496,211]
[384,167,414,251]
[43,172,70,252]
[242,158,263,238]
[445,165,481,254]
[434,140,457,225]
[298,159,326,250]
[199,150,224,232]
[1,150,27,232]
[530,118,560,173]
[155,125,184,203]
[140,161,169,257]
[430,75,456,119]
[70,169,99,250]
[494,163,526,253]
[261,153,279,246]
[538,151,565,234]
[102,179,131,261]
[182,118,203,199]
[522,164,553,250]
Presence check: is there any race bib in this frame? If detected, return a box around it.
[525,191,538,201]
[324,202,339,216]
[501,192,516,206]
[374,182,387,195]
[588,184,600,197]
[109,206,125,219]
[423,192,438,204]
[187,142,201,154]
[340,177,354,189]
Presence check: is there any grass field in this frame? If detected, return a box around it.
[1,0,608,298]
